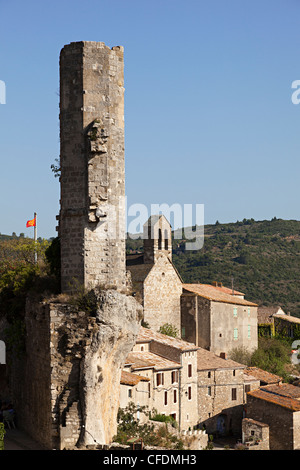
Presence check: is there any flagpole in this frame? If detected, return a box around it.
[34,212,37,264]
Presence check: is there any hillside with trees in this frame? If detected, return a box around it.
[126,218,300,317]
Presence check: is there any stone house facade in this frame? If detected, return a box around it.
[126,215,182,333]
[181,283,258,356]
[120,327,261,438]
[196,348,260,436]
[246,383,300,450]
[119,370,150,415]
[242,418,270,450]
[120,327,199,431]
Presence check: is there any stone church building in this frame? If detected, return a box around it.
[126,215,182,333]
[126,215,258,356]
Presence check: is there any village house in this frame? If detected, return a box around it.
[119,370,150,415]
[257,305,287,325]
[246,383,300,450]
[120,326,199,431]
[119,326,262,440]
[257,305,300,339]
[196,348,259,437]
[181,283,258,356]
[243,367,282,387]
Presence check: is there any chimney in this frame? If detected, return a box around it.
[220,352,227,360]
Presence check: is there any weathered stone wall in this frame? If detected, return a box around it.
[8,290,141,450]
[293,410,300,450]
[197,368,245,435]
[143,216,172,264]
[181,293,197,344]
[143,254,182,332]
[181,294,258,356]
[210,302,258,356]
[242,418,269,450]
[246,394,296,450]
[6,299,53,448]
[59,41,126,293]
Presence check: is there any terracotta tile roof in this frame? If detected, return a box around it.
[204,283,245,296]
[126,263,153,282]
[182,283,257,306]
[243,418,269,428]
[126,351,181,371]
[243,372,260,384]
[137,326,199,352]
[197,348,245,371]
[126,253,144,265]
[244,367,282,384]
[257,306,283,324]
[125,353,156,370]
[273,313,300,324]
[247,388,300,412]
[125,264,153,303]
[261,383,300,400]
[120,370,150,386]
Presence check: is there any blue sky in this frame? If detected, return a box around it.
[0,0,300,239]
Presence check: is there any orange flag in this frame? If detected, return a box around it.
[26,217,36,228]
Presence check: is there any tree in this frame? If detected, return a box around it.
[0,237,50,321]
[158,323,179,338]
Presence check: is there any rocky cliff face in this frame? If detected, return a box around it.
[16,289,142,450]
[77,289,142,447]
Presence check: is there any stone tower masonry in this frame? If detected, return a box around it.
[59,41,126,293]
[143,214,172,264]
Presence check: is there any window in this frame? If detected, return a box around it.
[188,364,192,378]
[156,373,164,386]
[248,325,251,339]
[164,232,169,251]
[208,371,211,378]
[233,370,236,377]
[128,389,132,398]
[148,383,151,398]
[245,385,250,393]
[171,371,179,384]
[234,328,238,340]
[173,389,177,403]
[207,386,211,396]
[233,307,237,317]
[188,386,192,400]
[232,388,237,400]
[182,327,186,338]
[248,307,251,317]
[164,391,168,406]
[158,229,162,250]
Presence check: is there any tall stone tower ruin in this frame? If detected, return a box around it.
[59,41,126,293]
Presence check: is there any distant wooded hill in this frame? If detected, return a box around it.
[126,218,300,317]
[1,218,299,317]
